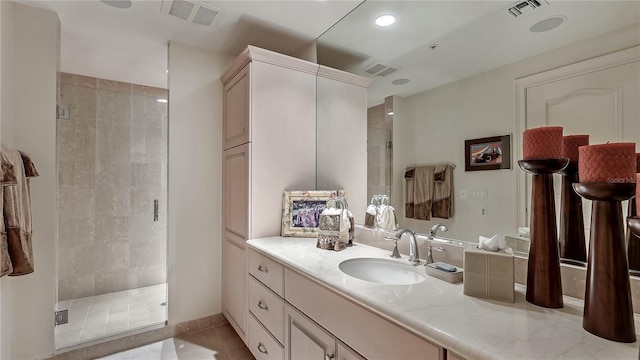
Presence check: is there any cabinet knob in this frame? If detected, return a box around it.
[243,127,248,133]
[257,265,268,273]
[257,343,268,355]
[325,354,335,360]
[257,301,269,311]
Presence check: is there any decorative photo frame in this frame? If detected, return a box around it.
[281,190,345,237]
[464,134,512,172]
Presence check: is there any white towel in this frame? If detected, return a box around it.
[378,204,398,230]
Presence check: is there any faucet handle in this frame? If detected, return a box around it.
[384,236,401,258]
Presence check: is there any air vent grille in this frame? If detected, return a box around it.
[169,0,194,20]
[363,62,400,77]
[192,6,218,26]
[508,0,547,17]
[161,0,223,27]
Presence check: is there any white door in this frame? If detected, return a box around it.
[523,58,640,249]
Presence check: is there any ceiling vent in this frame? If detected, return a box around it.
[160,0,223,27]
[507,0,547,17]
[363,62,400,77]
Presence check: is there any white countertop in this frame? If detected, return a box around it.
[247,236,640,360]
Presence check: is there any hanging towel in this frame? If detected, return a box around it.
[404,168,415,218]
[365,198,377,227]
[378,204,398,230]
[0,148,18,277]
[2,146,38,276]
[414,166,435,220]
[432,164,454,219]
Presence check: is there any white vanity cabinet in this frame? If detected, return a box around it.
[221,46,318,342]
[285,268,445,360]
[247,246,443,360]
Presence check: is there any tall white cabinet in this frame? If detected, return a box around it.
[221,46,319,341]
[220,46,370,347]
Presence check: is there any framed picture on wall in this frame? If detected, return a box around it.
[281,190,345,237]
[464,134,511,171]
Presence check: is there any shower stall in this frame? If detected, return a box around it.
[55,73,168,349]
[367,96,394,202]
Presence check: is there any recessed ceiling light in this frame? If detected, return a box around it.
[392,78,410,85]
[529,16,566,33]
[157,99,168,103]
[99,0,132,9]
[375,14,396,27]
[387,112,394,115]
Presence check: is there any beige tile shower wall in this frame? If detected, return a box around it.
[57,73,168,301]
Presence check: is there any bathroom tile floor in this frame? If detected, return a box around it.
[56,283,167,349]
[98,324,255,360]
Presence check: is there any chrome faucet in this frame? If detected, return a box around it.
[426,245,434,264]
[395,228,420,265]
[429,223,448,239]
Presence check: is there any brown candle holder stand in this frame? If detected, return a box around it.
[518,158,568,309]
[558,161,587,264]
[627,199,640,272]
[573,182,636,343]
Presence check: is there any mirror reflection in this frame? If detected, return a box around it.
[317,1,640,263]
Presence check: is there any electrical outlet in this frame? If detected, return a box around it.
[480,206,488,218]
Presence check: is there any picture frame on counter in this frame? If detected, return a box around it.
[465,134,512,172]
[281,190,345,237]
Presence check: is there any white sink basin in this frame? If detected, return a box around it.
[338,258,427,285]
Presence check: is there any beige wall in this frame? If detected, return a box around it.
[0,11,233,355]
[393,24,640,243]
[167,41,233,324]
[0,3,60,359]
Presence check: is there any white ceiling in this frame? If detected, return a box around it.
[17,0,640,102]
[316,0,640,107]
[19,0,362,88]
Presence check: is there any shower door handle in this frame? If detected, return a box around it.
[153,199,159,222]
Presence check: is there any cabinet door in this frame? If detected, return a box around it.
[223,144,250,240]
[222,234,246,340]
[223,63,250,150]
[285,303,336,360]
[337,341,365,360]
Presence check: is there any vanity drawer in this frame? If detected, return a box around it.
[249,275,284,343]
[248,312,284,360]
[249,248,284,296]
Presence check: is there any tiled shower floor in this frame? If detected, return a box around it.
[56,283,167,349]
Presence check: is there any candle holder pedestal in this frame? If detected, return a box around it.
[573,182,636,343]
[627,199,640,271]
[519,158,568,308]
[558,162,587,263]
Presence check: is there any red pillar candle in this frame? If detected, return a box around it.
[578,143,636,183]
[523,126,563,160]
[562,135,589,163]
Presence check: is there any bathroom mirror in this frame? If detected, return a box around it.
[316,1,640,261]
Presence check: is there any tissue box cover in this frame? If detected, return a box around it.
[463,247,514,303]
